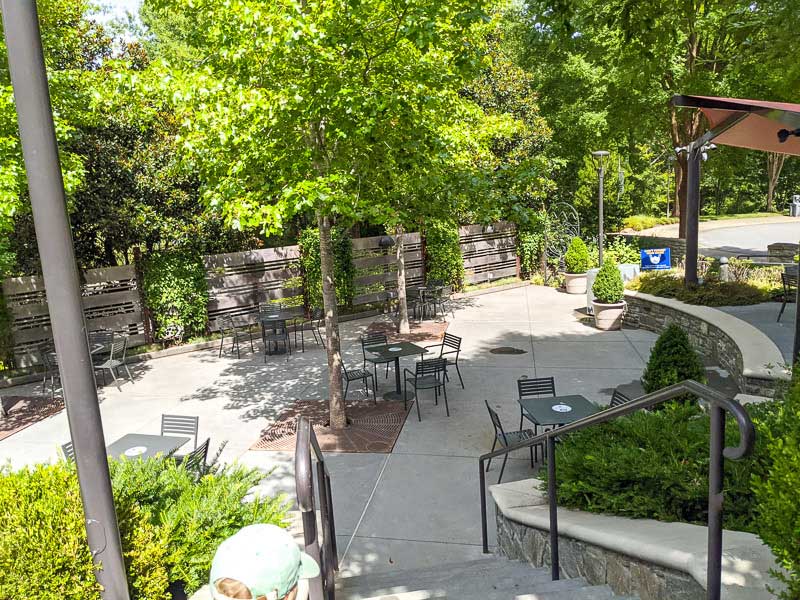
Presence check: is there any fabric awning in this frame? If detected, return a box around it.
[671,95,800,156]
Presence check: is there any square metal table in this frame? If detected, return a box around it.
[106,433,190,460]
[368,341,429,401]
[518,394,600,428]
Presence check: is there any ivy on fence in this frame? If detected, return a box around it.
[298,227,355,309]
[425,220,464,289]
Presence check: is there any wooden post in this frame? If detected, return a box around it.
[132,247,153,344]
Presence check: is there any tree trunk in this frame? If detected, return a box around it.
[767,152,787,212]
[317,210,347,429]
[395,224,410,334]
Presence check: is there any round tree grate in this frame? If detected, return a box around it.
[489,347,527,355]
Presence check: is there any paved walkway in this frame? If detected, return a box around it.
[720,302,795,364]
[0,285,657,576]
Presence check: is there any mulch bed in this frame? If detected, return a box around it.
[0,395,64,441]
[366,319,448,344]
[251,399,412,453]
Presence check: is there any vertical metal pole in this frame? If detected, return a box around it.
[0,3,130,599]
[547,437,559,580]
[706,406,725,600]
[479,459,489,553]
[598,165,605,266]
[685,148,701,286]
[793,242,800,364]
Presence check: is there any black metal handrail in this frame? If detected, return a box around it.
[296,416,338,600]
[478,380,755,600]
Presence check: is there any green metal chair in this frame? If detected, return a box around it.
[484,400,536,483]
[404,358,449,421]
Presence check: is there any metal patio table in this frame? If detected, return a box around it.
[258,311,292,353]
[106,433,190,460]
[368,341,428,401]
[518,394,600,428]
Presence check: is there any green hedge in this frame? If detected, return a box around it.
[142,251,208,342]
[0,458,287,599]
[627,272,771,306]
[425,220,464,290]
[298,227,355,309]
[516,210,550,278]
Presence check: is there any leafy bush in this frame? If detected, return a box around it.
[517,210,550,277]
[627,272,771,306]
[604,237,640,265]
[298,227,355,309]
[0,458,287,599]
[0,291,13,370]
[592,257,624,303]
[142,251,209,341]
[425,220,464,290]
[753,376,800,599]
[641,324,706,403]
[0,462,170,600]
[547,401,776,533]
[564,237,590,273]
[622,215,678,231]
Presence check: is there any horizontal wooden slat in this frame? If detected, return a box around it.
[353,250,423,269]
[354,268,423,288]
[83,265,136,284]
[2,275,46,296]
[350,232,421,251]
[203,246,300,269]
[204,268,299,289]
[464,266,517,283]
[463,253,517,268]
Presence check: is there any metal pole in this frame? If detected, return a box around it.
[794,241,800,364]
[479,459,490,553]
[547,437,559,580]
[706,405,725,600]
[685,147,701,286]
[598,165,605,266]
[0,3,130,599]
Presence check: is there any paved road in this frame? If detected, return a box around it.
[700,222,800,256]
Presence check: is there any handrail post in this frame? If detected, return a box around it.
[479,458,489,553]
[707,405,725,600]
[295,418,325,600]
[547,437,559,580]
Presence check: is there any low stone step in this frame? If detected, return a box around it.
[359,591,446,600]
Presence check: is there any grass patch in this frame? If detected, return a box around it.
[463,276,522,292]
[622,215,678,231]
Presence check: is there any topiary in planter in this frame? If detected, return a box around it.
[642,324,706,397]
[592,257,624,304]
[564,237,590,274]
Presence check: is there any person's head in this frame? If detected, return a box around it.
[210,524,319,600]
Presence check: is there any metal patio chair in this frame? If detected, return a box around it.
[518,376,556,461]
[40,347,61,399]
[293,307,325,352]
[424,333,464,388]
[218,315,255,358]
[609,388,633,408]
[777,272,797,322]
[61,441,75,462]
[404,358,449,421]
[361,332,392,381]
[410,287,434,322]
[263,318,291,360]
[484,400,536,483]
[431,284,454,319]
[161,414,199,450]
[341,362,376,403]
[178,437,210,472]
[94,335,134,389]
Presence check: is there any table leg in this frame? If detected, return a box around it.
[383,356,408,401]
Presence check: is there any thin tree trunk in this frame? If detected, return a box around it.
[317,210,347,429]
[395,224,410,334]
[767,152,787,212]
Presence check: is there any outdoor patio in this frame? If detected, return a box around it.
[0,284,658,576]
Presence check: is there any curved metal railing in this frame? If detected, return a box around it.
[296,416,338,600]
[478,380,755,600]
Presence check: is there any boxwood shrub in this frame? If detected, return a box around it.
[592,257,624,303]
[564,237,590,274]
[642,324,706,399]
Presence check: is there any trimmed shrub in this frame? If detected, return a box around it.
[592,257,624,303]
[425,220,464,290]
[627,272,771,306]
[753,376,800,599]
[547,400,776,533]
[142,251,208,342]
[642,324,706,397]
[298,226,355,310]
[564,237,590,274]
[604,237,640,265]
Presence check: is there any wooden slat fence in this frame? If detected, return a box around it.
[2,265,144,367]
[459,222,517,284]
[351,232,424,306]
[203,246,304,328]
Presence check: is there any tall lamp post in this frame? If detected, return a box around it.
[591,151,610,265]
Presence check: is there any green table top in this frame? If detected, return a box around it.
[368,341,429,360]
[519,394,599,427]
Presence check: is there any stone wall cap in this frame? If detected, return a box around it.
[624,290,791,382]
[490,478,781,600]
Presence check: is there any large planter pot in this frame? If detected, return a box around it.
[592,300,625,331]
[564,272,588,294]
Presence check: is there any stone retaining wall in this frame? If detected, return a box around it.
[612,234,686,265]
[496,511,705,600]
[624,291,789,397]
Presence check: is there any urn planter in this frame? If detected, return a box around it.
[564,272,588,295]
[592,300,625,331]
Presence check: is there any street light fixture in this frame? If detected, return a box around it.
[591,150,610,265]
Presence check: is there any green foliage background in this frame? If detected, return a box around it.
[298,227,355,310]
[425,220,465,290]
[142,251,208,341]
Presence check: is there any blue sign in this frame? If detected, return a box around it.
[640,248,671,271]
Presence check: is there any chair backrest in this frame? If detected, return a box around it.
[61,441,75,462]
[182,438,210,471]
[361,333,387,358]
[518,376,556,399]
[161,414,200,448]
[88,329,114,350]
[42,349,58,370]
[416,357,447,376]
[609,388,633,407]
[782,272,798,292]
[484,400,509,446]
[442,333,461,352]
[218,316,236,332]
[259,302,284,314]
[108,336,128,361]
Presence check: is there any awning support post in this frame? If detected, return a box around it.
[684,147,702,286]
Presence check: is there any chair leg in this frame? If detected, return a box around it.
[455,362,464,389]
[778,299,787,322]
[218,335,224,357]
[370,375,376,403]
[530,444,534,468]
[249,333,254,353]
[442,383,449,417]
[124,363,134,382]
[498,453,509,484]
[486,438,497,472]
[344,380,350,400]
[385,362,389,378]
[519,407,524,431]
[110,367,121,391]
